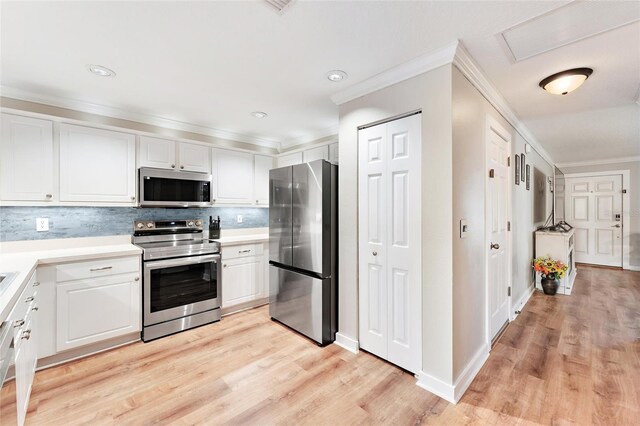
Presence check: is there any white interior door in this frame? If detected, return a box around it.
[486,120,510,341]
[566,175,622,267]
[358,113,421,374]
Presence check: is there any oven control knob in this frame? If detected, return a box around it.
[136,223,144,229]
[146,223,154,228]
[195,220,202,227]
[188,221,194,226]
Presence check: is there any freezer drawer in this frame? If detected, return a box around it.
[269,265,335,345]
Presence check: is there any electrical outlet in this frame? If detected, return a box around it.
[236,215,243,224]
[36,218,49,232]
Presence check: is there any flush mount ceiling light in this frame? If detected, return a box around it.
[325,70,348,82]
[250,111,268,119]
[539,67,593,95]
[87,64,116,77]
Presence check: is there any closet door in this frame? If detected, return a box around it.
[358,113,421,374]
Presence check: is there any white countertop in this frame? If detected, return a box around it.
[0,236,141,322]
[208,227,269,246]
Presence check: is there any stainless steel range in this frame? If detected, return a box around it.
[132,219,221,342]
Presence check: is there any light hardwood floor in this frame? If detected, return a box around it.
[1,265,638,425]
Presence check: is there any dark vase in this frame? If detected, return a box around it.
[541,277,559,295]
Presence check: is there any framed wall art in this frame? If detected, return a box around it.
[515,154,520,185]
[521,153,526,182]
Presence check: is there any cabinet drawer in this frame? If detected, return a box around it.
[56,256,139,282]
[221,243,263,260]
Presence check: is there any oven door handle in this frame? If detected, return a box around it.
[144,254,220,270]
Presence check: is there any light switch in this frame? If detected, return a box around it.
[36,218,49,232]
[236,215,243,224]
[460,219,468,239]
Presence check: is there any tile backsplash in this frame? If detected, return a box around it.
[0,206,268,241]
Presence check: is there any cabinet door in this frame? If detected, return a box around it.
[212,149,253,204]
[221,256,264,308]
[14,309,37,426]
[56,273,141,351]
[328,143,339,164]
[179,142,211,173]
[302,145,329,163]
[277,152,302,167]
[59,124,136,203]
[139,136,177,170]
[253,155,273,205]
[0,114,54,201]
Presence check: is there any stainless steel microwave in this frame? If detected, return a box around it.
[138,167,213,208]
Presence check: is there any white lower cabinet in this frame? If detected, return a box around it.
[54,256,141,352]
[221,242,268,313]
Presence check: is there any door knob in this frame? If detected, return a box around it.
[180,165,185,169]
[612,224,621,228]
[490,243,500,250]
[372,251,378,256]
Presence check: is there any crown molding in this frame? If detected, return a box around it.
[556,156,640,168]
[280,124,339,150]
[0,85,282,151]
[451,42,555,166]
[330,41,459,105]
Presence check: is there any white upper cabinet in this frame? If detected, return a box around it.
[139,137,210,173]
[178,142,211,173]
[302,145,329,163]
[0,114,54,201]
[329,143,339,164]
[253,155,273,205]
[212,148,253,204]
[138,136,177,170]
[59,124,136,203]
[277,151,302,167]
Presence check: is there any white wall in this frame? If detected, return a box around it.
[560,160,640,268]
[338,65,454,383]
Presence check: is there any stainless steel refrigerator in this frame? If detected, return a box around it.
[269,159,337,345]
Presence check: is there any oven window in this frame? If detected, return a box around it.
[150,262,217,313]
[143,177,210,202]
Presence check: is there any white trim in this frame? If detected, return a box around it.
[627,265,640,272]
[280,125,339,150]
[452,343,491,403]
[277,135,339,156]
[416,371,456,404]
[1,86,282,150]
[334,332,359,354]
[564,170,631,270]
[330,41,459,105]
[511,283,535,320]
[452,43,554,166]
[557,157,640,168]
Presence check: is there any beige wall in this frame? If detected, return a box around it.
[451,67,553,379]
[560,160,640,268]
[338,65,454,382]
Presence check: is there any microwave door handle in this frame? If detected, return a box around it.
[144,254,220,270]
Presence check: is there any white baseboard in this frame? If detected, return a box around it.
[416,343,490,404]
[512,283,535,319]
[334,332,359,354]
[625,265,640,271]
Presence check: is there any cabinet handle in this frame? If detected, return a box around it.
[45,194,52,199]
[223,264,227,268]
[90,266,113,272]
[238,249,251,253]
[25,296,34,303]
[131,196,136,201]
[171,164,176,168]
[372,251,377,256]
[14,319,25,328]
[33,281,40,287]
[180,165,185,169]
[21,330,31,340]
[32,306,39,311]
[256,200,259,204]
[134,277,140,281]
[213,199,216,203]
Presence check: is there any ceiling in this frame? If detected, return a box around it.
[1,1,638,160]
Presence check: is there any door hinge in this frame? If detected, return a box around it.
[507,286,511,297]
[489,169,495,178]
[622,189,627,194]
[507,157,511,167]
[507,221,511,231]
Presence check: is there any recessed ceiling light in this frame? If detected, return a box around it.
[539,68,592,95]
[87,64,116,77]
[326,70,348,82]
[251,111,268,119]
